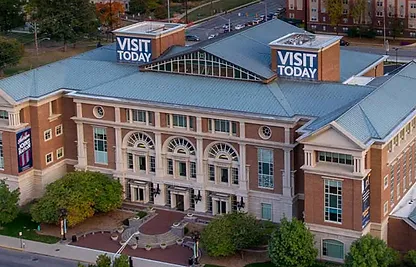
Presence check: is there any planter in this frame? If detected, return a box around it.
[186,213,193,218]
[145,245,152,251]
[176,239,183,245]
[160,243,167,249]
[117,226,124,234]
[110,233,119,241]
[172,222,180,227]
[147,207,155,213]
[130,243,138,250]
[119,240,126,246]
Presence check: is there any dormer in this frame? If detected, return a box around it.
[269,33,342,82]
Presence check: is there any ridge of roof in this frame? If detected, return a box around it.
[358,104,380,139]
[266,82,293,117]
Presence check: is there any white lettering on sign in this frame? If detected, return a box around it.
[277,50,318,80]
[116,36,152,63]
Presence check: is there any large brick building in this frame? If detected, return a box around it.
[0,19,415,261]
[287,0,416,38]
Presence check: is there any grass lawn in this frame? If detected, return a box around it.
[1,32,37,44]
[187,0,257,22]
[0,213,60,244]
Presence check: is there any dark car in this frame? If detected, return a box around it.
[340,39,350,46]
[185,35,200,41]
[277,7,286,14]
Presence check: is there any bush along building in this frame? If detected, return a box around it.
[0,19,415,261]
[287,0,416,38]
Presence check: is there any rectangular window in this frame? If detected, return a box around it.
[258,148,274,189]
[167,159,173,175]
[261,203,272,220]
[132,109,146,123]
[384,175,388,189]
[232,167,239,185]
[127,153,133,170]
[49,100,59,116]
[209,164,215,181]
[0,133,3,169]
[323,240,344,259]
[94,127,108,164]
[220,168,228,183]
[390,165,395,205]
[56,147,64,159]
[324,179,342,223]
[190,162,196,178]
[150,156,155,173]
[384,201,389,215]
[44,129,52,141]
[55,125,63,136]
[397,182,401,200]
[45,152,53,165]
[214,119,230,133]
[138,156,146,171]
[318,151,352,165]
[178,161,187,177]
[0,110,8,120]
[173,114,187,127]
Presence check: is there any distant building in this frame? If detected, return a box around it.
[287,0,416,38]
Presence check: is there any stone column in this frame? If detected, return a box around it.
[194,190,207,213]
[212,197,218,216]
[196,137,204,184]
[76,122,87,168]
[184,191,190,211]
[115,127,124,172]
[155,133,163,177]
[239,143,247,191]
[283,149,292,197]
[171,193,177,209]
[8,111,20,127]
[144,184,150,203]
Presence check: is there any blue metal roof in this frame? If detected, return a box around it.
[340,50,385,81]
[410,207,416,224]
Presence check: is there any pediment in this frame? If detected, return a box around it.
[0,90,16,107]
[303,125,363,150]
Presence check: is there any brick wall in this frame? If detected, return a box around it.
[245,123,285,143]
[388,218,416,253]
[319,43,340,82]
[85,124,116,169]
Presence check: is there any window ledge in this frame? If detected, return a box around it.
[258,186,274,190]
[94,162,108,166]
[323,220,342,225]
[48,114,61,122]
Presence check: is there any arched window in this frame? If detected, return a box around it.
[125,132,155,174]
[322,239,344,259]
[165,137,197,179]
[206,143,239,185]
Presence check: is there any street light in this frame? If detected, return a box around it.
[19,232,23,248]
[260,1,268,22]
[393,47,399,66]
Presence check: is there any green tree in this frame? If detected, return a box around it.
[30,171,123,227]
[391,15,404,40]
[0,0,25,33]
[0,37,24,76]
[327,0,343,34]
[403,250,416,267]
[345,234,399,267]
[96,254,111,267]
[268,218,317,267]
[201,212,263,257]
[350,0,366,25]
[0,180,20,225]
[28,0,97,50]
[113,255,129,267]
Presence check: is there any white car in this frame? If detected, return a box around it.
[235,24,245,30]
[208,34,218,39]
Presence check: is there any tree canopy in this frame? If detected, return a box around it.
[350,0,366,24]
[31,171,123,227]
[0,0,25,33]
[28,0,98,48]
[0,180,20,226]
[200,212,267,257]
[268,217,317,267]
[327,0,343,30]
[345,234,399,267]
[95,2,125,30]
[0,37,24,76]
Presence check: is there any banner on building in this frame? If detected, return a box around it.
[116,36,152,63]
[276,50,318,80]
[362,174,370,228]
[16,128,33,173]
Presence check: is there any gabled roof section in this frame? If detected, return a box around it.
[340,49,385,81]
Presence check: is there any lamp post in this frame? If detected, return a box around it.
[59,208,68,241]
[19,232,23,248]
[393,47,399,66]
[191,231,200,266]
[261,1,268,22]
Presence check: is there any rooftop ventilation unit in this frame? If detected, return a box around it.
[282,33,316,46]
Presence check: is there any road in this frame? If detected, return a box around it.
[343,45,416,62]
[186,0,285,40]
[0,247,79,267]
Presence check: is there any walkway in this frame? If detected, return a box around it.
[139,209,185,235]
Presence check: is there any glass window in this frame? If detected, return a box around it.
[46,152,53,164]
[232,167,239,185]
[324,180,342,223]
[173,114,187,127]
[55,125,63,136]
[323,239,344,259]
[56,147,64,159]
[138,156,146,171]
[179,161,187,177]
[258,148,274,188]
[318,151,353,165]
[214,119,230,133]
[0,133,3,169]
[150,156,155,173]
[132,109,146,123]
[220,168,228,183]
[209,164,215,181]
[127,153,133,170]
[44,129,52,141]
[94,127,107,164]
[0,110,8,120]
[190,162,196,178]
[390,165,395,204]
[167,159,173,175]
[261,203,272,220]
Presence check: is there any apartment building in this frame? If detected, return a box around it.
[287,0,416,38]
[0,19,415,260]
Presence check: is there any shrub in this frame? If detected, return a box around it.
[268,217,317,267]
[404,250,416,267]
[136,211,147,219]
[0,180,20,226]
[201,212,263,257]
[31,171,123,227]
[345,234,399,267]
[113,255,129,267]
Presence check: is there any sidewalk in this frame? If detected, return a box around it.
[0,235,184,267]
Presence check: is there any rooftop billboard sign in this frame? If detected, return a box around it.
[116,36,152,64]
[277,50,318,80]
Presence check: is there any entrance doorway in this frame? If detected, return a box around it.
[133,187,145,202]
[215,199,227,215]
[176,194,184,211]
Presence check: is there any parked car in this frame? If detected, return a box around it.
[252,19,260,25]
[235,24,245,30]
[208,33,218,39]
[185,35,200,41]
[267,13,274,20]
[340,39,350,46]
[246,21,254,26]
[277,7,286,14]
[223,28,234,33]
[222,23,233,29]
